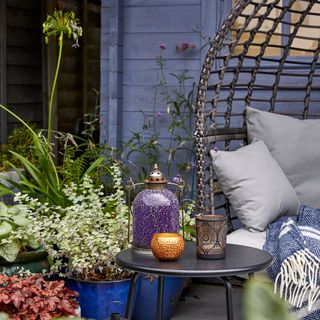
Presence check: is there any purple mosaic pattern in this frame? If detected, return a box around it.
[133,189,179,249]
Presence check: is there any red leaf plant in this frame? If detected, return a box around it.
[0,274,79,320]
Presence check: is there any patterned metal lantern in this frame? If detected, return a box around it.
[132,164,180,251]
[196,215,228,259]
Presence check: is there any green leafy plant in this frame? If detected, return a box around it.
[0,202,39,262]
[14,163,130,281]
[0,123,39,172]
[0,10,106,207]
[244,276,294,320]
[179,200,196,241]
[0,109,104,207]
[56,126,113,189]
[0,313,8,320]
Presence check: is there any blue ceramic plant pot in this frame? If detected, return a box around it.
[133,274,188,320]
[67,277,134,320]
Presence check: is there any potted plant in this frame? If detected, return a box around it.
[0,8,126,318]
[0,11,130,317]
[0,202,47,275]
[0,273,79,319]
[13,162,133,320]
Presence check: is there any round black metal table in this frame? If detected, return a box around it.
[116,242,272,320]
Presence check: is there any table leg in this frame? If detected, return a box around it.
[219,277,234,320]
[125,272,140,320]
[156,275,165,320]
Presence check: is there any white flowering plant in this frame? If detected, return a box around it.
[12,163,130,281]
[179,201,196,241]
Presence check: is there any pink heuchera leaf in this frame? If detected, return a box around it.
[11,291,26,309]
[0,292,10,304]
[0,273,79,319]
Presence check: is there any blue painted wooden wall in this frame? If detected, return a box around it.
[100,0,229,154]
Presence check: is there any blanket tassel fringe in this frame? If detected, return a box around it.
[274,248,320,311]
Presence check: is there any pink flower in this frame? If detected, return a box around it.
[181,42,189,51]
[176,42,197,52]
[159,43,166,50]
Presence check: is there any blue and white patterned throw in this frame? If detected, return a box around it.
[264,205,320,320]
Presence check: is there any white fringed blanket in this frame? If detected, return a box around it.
[264,205,320,320]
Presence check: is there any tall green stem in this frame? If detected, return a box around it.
[47,31,64,141]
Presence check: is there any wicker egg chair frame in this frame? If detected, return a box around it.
[195,0,320,231]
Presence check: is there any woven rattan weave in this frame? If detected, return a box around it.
[195,0,320,231]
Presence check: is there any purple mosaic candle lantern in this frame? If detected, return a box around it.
[132,164,179,250]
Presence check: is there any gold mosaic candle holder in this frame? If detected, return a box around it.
[151,233,184,261]
[196,215,228,259]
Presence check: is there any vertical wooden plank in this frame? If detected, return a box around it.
[0,1,7,143]
[201,0,231,64]
[82,0,88,115]
[100,1,109,144]
[201,0,215,63]
[106,0,123,148]
[282,0,290,52]
[41,0,49,130]
[86,1,100,116]
[201,0,231,51]
[44,0,58,134]
[216,0,232,31]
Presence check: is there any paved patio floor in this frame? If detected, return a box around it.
[171,281,244,320]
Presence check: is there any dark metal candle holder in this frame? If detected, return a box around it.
[196,214,228,259]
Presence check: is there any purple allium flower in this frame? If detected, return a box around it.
[159,43,166,50]
[155,111,161,118]
[172,175,181,184]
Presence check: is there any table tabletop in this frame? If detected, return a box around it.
[116,242,272,278]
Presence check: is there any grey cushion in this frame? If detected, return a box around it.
[246,106,320,208]
[210,140,300,231]
[227,228,266,250]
